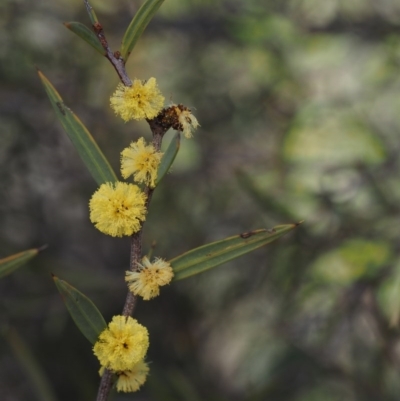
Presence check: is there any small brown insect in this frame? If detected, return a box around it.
[56,102,66,116]
[240,231,253,239]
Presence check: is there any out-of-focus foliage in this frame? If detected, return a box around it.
[0,248,39,278]
[2,0,400,400]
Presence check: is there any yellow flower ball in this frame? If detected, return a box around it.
[121,137,163,188]
[93,316,149,372]
[110,78,165,122]
[116,360,149,393]
[89,182,147,237]
[125,256,174,300]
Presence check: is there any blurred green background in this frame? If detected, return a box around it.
[2,0,400,400]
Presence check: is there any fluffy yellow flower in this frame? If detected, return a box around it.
[89,182,147,237]
[121,137,163,188]
[125,256,174,300]
[93,316,149,372]
[110,78,165,122]
[116,360,149,393]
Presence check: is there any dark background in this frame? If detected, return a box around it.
[2,0,400,400]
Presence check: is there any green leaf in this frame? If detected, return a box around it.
[0,248,41,279]
[156,132,180,186]
[121,0,165,62]
[170,223,300,280]
[64,22,105,55]
[38,70,118,186]
[53,276,107,344]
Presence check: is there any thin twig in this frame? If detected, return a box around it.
[92,22,132,86]
[84,0,131,85]
[148,119,165,151]
[95,369,114,401]
[122,231,142,317]
[86,4,169,399]
[83,0,99,24]
[96,123,166,401]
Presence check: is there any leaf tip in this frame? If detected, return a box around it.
[38,244,48,252]
[36,69,45,81]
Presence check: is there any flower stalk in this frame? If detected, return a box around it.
[85,0,131,86]
[86,4,167,400]
[83,2,192,399]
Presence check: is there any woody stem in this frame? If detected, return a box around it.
[85,2,168,398]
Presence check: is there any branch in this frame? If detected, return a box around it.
[96,122,167,401]
[83,0,131,85]
[83,3,171,398]
[92,22,132,86]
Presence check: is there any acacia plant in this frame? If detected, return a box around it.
[0,0,303,399]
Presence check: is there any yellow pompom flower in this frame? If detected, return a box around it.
[125,256,174,300]
[110,78,165,122]
[89,182,147,237]
[121,137,163,188]
[116,360,150,393]
[93,316,149,372]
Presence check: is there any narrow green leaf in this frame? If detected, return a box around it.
[38,70,117,186]
[64,22,105,55]
[156,132,180,186]
[0,248,41,279]
[53,276,107,344]
[121,0,165,62]
[170,224,300,280]
[4,327,58,401]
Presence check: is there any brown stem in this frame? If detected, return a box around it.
[83,0,98,24]
[85,3,169,398]
[144,120,166,207]
[96,123,166,401]
[148,118,166,150]
[95,127,165,401]
[95,369,114,401]
[91,22,132,86]
[121,231,142,317]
